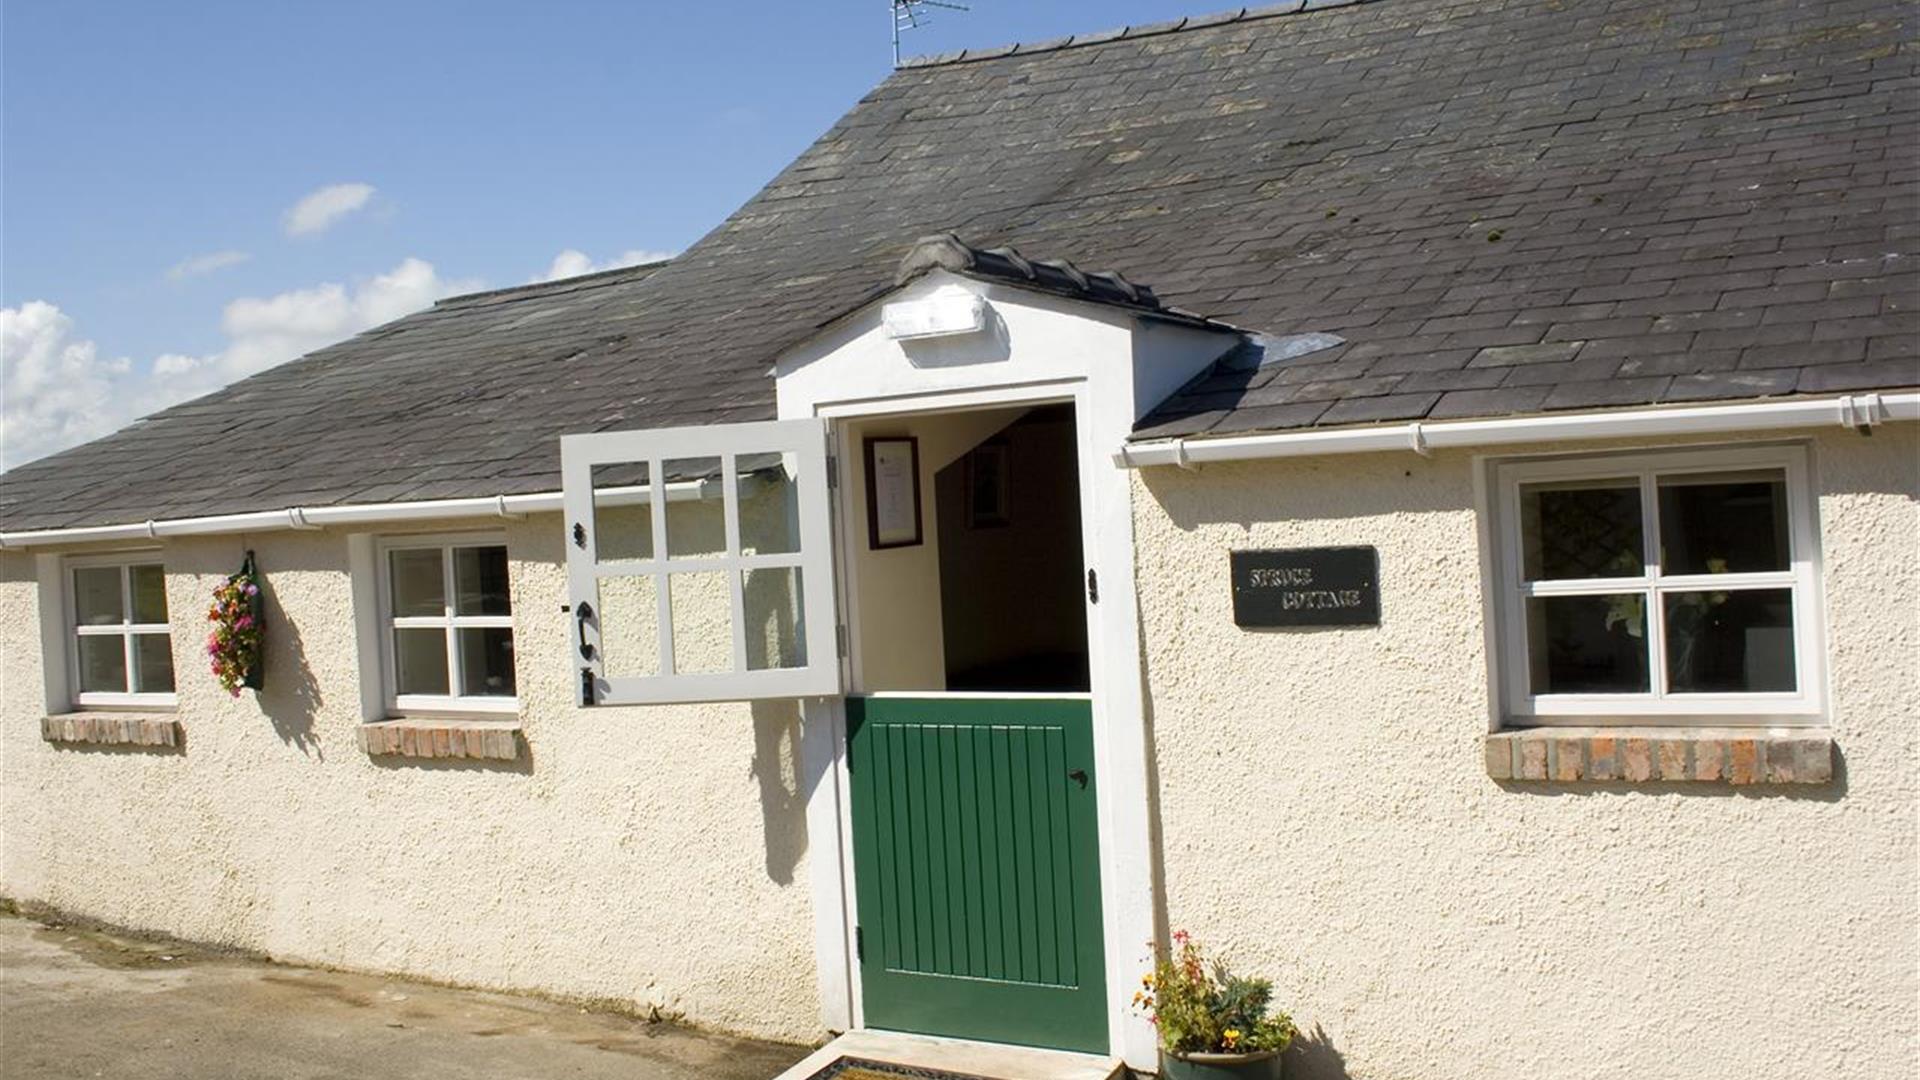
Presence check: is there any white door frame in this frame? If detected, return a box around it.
[794,374,1159,1066]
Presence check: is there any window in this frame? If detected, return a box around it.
[377,536,517,714]
[1491,446,1822,724]
[68,555,176,707]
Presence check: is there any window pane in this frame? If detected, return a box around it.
[453,546,511,615]
[669,571,731,673]
[1658,470,1789,575]
[133,633,175,694]
[592,461,654,562]
[739,455,801,556]
[457,627,516,697]
[1664,589,1796,693]
[596,575,659,678]
[663,457,726,558]
[74,566,124,625]
[394,627,450,695]
[743,567,806,670]
[130,565,169,623]
[77,635,128,693]
[1525,593,1649,695]
[1520,480,1644,580]
[389,549,446,617]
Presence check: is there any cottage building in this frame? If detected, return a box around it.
[3,0,1915,1076]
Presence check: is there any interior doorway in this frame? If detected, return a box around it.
[843,403,1090,696]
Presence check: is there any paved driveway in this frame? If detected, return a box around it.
[0,912,810,1080]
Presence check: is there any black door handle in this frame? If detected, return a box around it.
[1068,768,1088,789]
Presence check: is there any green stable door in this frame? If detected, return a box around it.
[847,696,1107,1055]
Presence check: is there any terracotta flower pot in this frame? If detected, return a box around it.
[1158,1047,1284,1080]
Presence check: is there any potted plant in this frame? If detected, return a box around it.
[206,552,264,695]
[1135,931,1297,1079]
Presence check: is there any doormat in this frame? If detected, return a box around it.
[805,1058,997,1080]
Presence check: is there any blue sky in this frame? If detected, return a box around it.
[1,0,1207,467]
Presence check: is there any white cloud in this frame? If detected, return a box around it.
[283,182,376,237]
[165,249,251,281]
[1,302,134,468]
[537,248,676,282]
[2,258,482,467]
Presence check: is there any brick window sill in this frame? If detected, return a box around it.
[1486,727,1833,785]
[41,713,182,749]
[358,719,522,762]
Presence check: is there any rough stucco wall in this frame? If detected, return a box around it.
[1134,426,1917,1080]
[0,511,822,1045]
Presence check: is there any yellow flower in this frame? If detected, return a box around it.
[1141,973,1153,986]
[1223,1029,1242,1047]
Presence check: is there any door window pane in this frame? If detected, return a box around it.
[596,575,659,678]
[744,567,806,670]
[592,461,654,562]
[457,627,516,697]
[669,571,731,673]
[1525,594,1649,695]
[74,567,124,625]
[739,456,801,556]
[1520,481,1643,580]
[133,633,176,694]
[1664,589,1796,693]
[453,546,511,616]
[663,457,725,557]
[389,549,446,617]
[1658,470,1789,575]
[77,635,128,693]
[394,627,450,695]
[130,565,169,623]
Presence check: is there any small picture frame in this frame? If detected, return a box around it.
[965,440,1011,529]
[864,436,923,549]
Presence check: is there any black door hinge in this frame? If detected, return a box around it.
[854,925,864,963]
[1086,568,1099,604]
[580,666,596,705]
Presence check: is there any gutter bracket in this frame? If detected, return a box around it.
[145,519,160,539]
[287,508,322,531]
[1173,438,1200,472]
[1408,422,1432,458]
[493,495,526,521]
[1840,393,1885,434]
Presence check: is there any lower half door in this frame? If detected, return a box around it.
[847,696,1107,1055]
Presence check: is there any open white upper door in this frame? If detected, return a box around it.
[560,419,839,706]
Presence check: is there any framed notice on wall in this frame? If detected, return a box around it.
[864,436,923,549]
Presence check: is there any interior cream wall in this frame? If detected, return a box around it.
[0,510,823,1045]
[1133,424,1917,1080]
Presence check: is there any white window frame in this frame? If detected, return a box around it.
[66,551,177,710]
[561,419,840,706]
[375,532,519,716]
[1490,444,1825,726]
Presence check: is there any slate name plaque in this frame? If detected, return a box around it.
[1231,546,1380,628]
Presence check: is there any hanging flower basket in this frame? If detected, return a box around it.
[207,551,264,695]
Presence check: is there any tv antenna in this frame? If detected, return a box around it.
[893,0,970,68]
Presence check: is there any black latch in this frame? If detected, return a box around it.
[1068,768,1089,789]
[854,925,864,963]
[1086,568,1099,604]
[572,522,587,548]
[580,666,596,705]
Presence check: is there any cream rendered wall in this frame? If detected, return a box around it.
[1133,424,1917,1080]
[0,511,823,1045]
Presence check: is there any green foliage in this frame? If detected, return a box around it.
[1134,932,1297,1056]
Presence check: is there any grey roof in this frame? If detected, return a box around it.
[5,0,1916,530]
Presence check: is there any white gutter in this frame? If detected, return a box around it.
[1116,391,1919,469]
[0,479,722,550]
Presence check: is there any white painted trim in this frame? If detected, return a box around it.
[0,479,723,550]
[1485,443,1825,727]
[1117,391,1920,468]
[62,552,178,708]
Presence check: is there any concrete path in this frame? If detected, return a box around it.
[0,912,811,1080]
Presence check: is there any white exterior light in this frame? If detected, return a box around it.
[882,292,988,340]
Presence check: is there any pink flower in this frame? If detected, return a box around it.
[235,615,253,630]
[244,583,258,596]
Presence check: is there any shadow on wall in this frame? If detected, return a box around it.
[256,566,324,758]
[750,700,808,886]
[1287,1024,1352,1080]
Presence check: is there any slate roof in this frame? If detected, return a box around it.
[4,0,1916,530]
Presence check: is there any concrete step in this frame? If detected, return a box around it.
[772,1030,1123,1080]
